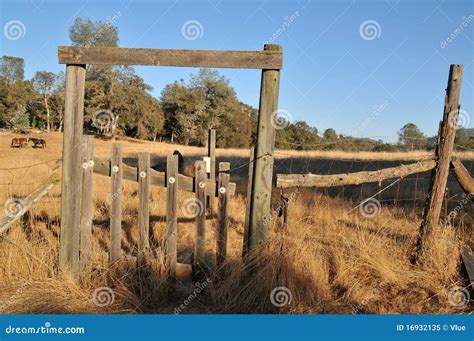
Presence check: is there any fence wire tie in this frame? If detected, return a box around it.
[220,152,271,174]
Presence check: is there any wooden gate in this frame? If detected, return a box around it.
[58,45,283,277]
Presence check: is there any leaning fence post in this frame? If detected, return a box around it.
[415,64,463,260]
[110,144,122,265]
[217,162,230,268]
[138,153,150,266]
[166,154,179,278]
[79,136,94,274]
[242,147,255,258]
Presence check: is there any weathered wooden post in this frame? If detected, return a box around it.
[415,64,463,259]
[60,64,86,277]
[166,154,179,278]
[194,160,207,274]
[247,44,282,254]
[80,136,94,273]
[110,144,123,265]
[207,129,216,212]
[216,162,230,267]
[138,153,151,266]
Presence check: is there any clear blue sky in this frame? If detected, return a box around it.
[1,0,473,142]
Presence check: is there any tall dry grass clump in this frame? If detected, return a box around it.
[209,191,468,314]
[1,189,467,314]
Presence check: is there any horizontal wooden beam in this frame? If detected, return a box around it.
[93,158,235,197]
[451,158,474,196]
[276,159,436,188]
[58,46,283,69]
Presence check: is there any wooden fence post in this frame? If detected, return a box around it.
[60,64,86,277]
[248,44,281,254]
[138,153,150,266]
[166,154,179,278]
[415,64,463,258]
[242,147,255,257]
[110,144,122,265]
[207,129,216,212]
[80,136,94,273]
[217,162,230,267]
[194,160,207,274]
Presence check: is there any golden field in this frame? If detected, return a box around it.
[0,131,472,314]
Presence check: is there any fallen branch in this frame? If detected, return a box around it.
[0,175,59,237]
[276,159,436,188]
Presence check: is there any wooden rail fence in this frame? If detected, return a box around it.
[78,142,235,279]
[55,43,470,287]
[58,44,282,277]
[275,64,472,267]
[451,158,474,196]
[276,159,436,189]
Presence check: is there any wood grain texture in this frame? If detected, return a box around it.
[60,64,86,278]
[451,158,474,196]
[276,160,436,188]
[207,129,216,211]
[138,153,150,266]
[417,64,463,256]
[92,158,236,196]
[242,147,255,257]
[166,154,178,278]
[58,46,283,69]
[110,144,123,265]
[194,161,207,273]
[79,136,94,273]
[216,162,230,267]
[248,45,282,253]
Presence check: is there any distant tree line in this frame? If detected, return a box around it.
[0,17,472,152]
[273,120,473,152]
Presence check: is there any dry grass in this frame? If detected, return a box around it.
[0,132,471,314]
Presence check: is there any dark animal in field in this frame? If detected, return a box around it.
[28,138,47,148]
[13,129,30,135]
[150,150,185,174]
[10,137,28,148]
[173,150,184,173]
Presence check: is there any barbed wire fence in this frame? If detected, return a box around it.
[270,135,473,225]
[1,133,472,228]
[0,152,62,276]
[0,157,62,204]
[0,156,63,241]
